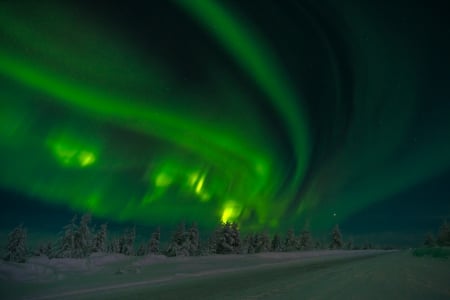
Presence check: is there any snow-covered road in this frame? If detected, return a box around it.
[1,250,449,299]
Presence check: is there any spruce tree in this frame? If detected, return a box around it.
[330,224,343,249]
[244,233,255,254]
[254,233,262,253]
[271,233,282,252]
[284,229,297,252]
[167,222,189,256]
[37,241,53,257]
[424,233,435,247]
[55,214,95,258]
[120,227,136,256]
[230,222,241,254]
[215,222,240,254]
[437,220,450,246]
[148,227,161,255]
[206,234,217,255]
[4,224,27,263]
[136,244,147,256]
[75,213,92,257]
[188,223,200,256]
[45,242,53,256]
[56,215,78,258]
[108,237,120,254]
[298,229,313,250]
[363,241,374,249]
[314,240,323,250]
[346,239,354,250]
[93,223,108,253]
[255,232,271,253]
[216,222,232,254]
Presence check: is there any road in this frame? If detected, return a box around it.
[58,252,450,300]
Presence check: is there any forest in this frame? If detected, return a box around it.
[5,213,449,263]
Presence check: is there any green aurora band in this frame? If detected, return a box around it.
[0,1,449,232]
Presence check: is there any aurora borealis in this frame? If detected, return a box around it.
[1,0,449,240]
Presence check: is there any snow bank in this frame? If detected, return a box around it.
[88,252,130,267]
[0,258,54,282]
[133,255,167,267]
[0,253,135,282]
[255,249,387,260]
[0,250,391,284]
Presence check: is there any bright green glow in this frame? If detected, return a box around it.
[155,173,173,188]
[86,192,101,211]
[221,201,242,223]
[187,172,200,187]
[46,131,98,168]
[79,151,96,167]
[221,207,233,223]
[194,173,211,202]
[0,48,278,221]
[199,192,211,202]
[175,0,311,200]
[0,52,274,189]
[195,174,206,194]
[0,2,448,233]
[0,3,294,229]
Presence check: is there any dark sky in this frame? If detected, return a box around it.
[0,0,449,246]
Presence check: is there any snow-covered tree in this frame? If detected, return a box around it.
[54,213,96,258]
[255,232,271,253]
[424,233,435,247]
[74,213,92,257]
[243,233,255,254]
[55,215,78,258]
[188,223,200,256]
[108,237,120,254]
[216,222,240,254]
[437,220,450,246]
[230,222,241,254]
[352,243,361,250]
[148,227,161,255]
[315,240,324,250]
[216,223,230,254]
[119,227,136,255]
[243,232,270,254]
[330,225,343,249]
[284,229,297,252]
[92,223,108,253]
[298,229,313,250]
[346,239,354,250]
[4,224,27,263]
[37,241,53,257]
[206,234,217,255]
[271,233,282,252]
[166,222,190,256]
[362,241,373,250]
[136,244,147,256]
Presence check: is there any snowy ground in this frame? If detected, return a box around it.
[0,250,449,299]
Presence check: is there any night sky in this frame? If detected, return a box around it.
[1,0,449,245]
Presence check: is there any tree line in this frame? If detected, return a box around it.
[423,220,450,247]
[4,213,375,263]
